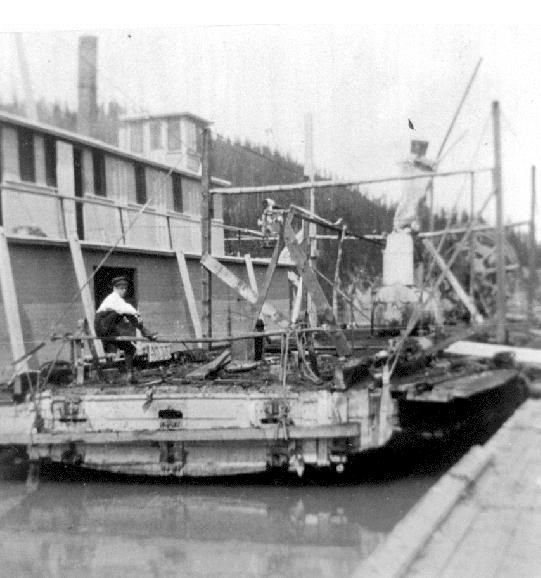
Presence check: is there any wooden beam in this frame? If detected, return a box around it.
[251,235,284,327]
[291,277,304,324]
[423,239,483,324]
[469,172,476,297]
[283,221,352,357]
[446,341,541,366]
[210,168,493,195]
[56,141,77,238]
[244,254,258,296]
[200,127,212,341]
[201,254,289,328]
[0,228,28,373]
[68,236,104,357]
[176,249,203,348]
[493,101,507,343]
[186,349,230,379]
[332,226,347,320]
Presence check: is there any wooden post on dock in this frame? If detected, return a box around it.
[493,101,507,343]
[200,127,212,343]
[528,165,537,323]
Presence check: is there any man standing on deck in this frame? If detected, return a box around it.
[94,276,157,384]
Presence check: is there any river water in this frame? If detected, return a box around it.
[0,440,471,578]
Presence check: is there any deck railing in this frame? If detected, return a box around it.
[0,180,225,255]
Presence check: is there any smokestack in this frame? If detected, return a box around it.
[77,36,97,137]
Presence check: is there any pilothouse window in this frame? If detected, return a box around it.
[167,120,181,151]
[135,163,146,204]
[172,173,183,213]
[18,128,35,182]
[92,150,106,196]
[44,136,57,187]
[150,121,162,150]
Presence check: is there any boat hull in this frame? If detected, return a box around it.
[0,384,393,478]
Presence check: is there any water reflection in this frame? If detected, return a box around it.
[0,445,457,578]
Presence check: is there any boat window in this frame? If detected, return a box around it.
[18,128,35,182]
[44,135,57,187]
[92,150,107,196]
[130,123,143,153]
[73,148,85,239]
[172,173,183,213]
[135,163,147,204]
[150,121,162,150]
[196,126,203,154]
[167,120,181,151]
[185,121,197,153]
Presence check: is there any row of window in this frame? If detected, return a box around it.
[129,120,202,154]
[16,128,184,213]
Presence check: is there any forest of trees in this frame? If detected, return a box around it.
[210,133,395,286]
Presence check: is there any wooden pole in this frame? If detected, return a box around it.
[210,167,492,195]
[332,226,346,321]
[304,113,317,327]
[0,228,29,374]
[469,172,476,297]
[436,58,483,162]
[492,101,507,343]
[68,236,105,358]
[244,254,258,296]
[200,127,212,342]
[528,165,537,322]
[428,58,482,232]
[176,249,203,348]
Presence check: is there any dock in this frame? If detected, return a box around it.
[355,398,541,578]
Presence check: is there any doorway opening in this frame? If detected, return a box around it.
[93,266,137,309]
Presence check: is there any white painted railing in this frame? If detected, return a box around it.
[0,181,224,255]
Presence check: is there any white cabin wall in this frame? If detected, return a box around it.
[118,125,129,150]
[1,127,20,181]
[33,135,46,186]
[0,120,223,256]
[56,140,77,237]
[143,122,151,158]
[182,178,201,217]
[82,155,122,244]
[213,192,223,222]
[170,215,199,253]
[81,149,95,196]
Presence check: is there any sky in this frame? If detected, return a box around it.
[1,13,540,230]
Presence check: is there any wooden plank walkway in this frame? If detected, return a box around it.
[354,399,541,578]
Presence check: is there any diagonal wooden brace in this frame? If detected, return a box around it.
[423,239,483,324]
[201,254,290,329]
[283,221,352,357]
